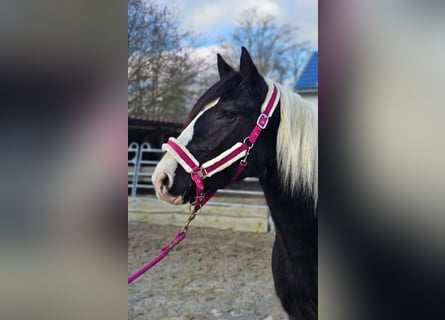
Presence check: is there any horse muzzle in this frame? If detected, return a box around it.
[152,168,184,205]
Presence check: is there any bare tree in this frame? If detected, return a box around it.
[220,8,311,86]
[128,0,207,120]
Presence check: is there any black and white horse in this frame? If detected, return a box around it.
[152,47,318,320]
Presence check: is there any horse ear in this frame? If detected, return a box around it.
[240,47,259,79]
[217,54,234,78]
[239,47,268,100]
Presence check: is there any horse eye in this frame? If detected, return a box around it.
[221,110,237,119]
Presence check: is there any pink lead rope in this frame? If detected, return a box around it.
[128,83,279,284]
[128,232,186,284]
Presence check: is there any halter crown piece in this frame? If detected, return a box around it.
[162,82,280,213]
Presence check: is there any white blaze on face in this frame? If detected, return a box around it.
[152,98,220,204]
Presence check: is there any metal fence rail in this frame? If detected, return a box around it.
[128,142,139,197]
[134,143,162,193]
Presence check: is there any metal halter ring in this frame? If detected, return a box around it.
[243,137,253,149]
[241,138,253,164]
[194,168,208,179]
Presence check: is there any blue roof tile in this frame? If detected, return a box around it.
[294,51,318,90]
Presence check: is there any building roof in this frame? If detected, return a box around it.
[128,114,184,126]
[294,51,318,92]
[128,114,184,147]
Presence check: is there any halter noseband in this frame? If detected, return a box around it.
[162,83,280,213]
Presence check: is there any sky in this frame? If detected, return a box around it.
[157,0,318,49]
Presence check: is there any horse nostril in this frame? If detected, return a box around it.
[153,170,173,197]
[159,172,173,190]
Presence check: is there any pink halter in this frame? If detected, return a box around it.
[162,83,280,213]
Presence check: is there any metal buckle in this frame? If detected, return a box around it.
[194,168,208,179]
[257,113,269,129]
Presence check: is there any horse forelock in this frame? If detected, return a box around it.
[273,81,318,204]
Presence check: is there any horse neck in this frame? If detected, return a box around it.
[260,166,317,259]
[260,168,318,318]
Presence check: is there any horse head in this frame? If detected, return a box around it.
[152,47,280,206]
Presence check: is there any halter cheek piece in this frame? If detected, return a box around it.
[162,83,280,213]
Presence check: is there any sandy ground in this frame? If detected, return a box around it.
[128,221,289,320]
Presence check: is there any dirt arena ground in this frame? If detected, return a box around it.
[128,221,288,320]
